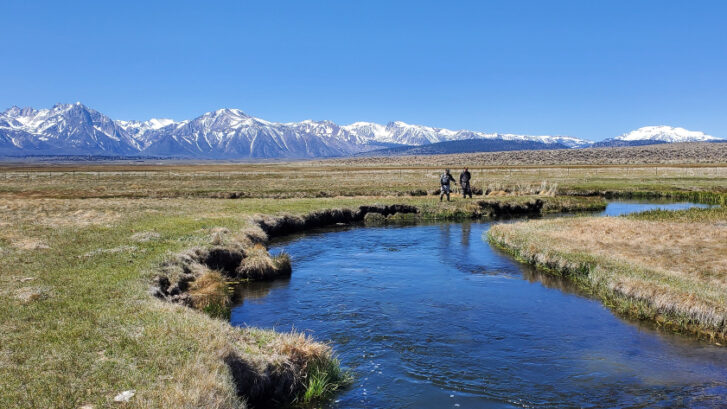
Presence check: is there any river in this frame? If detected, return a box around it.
[230,200,726,409]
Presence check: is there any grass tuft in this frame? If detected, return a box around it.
[236,245,283,280]
[187,270,231,319]
[271,331,352,405]
[301,356,351,404]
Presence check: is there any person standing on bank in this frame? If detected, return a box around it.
[459,167,472,198]
[440,169,457,202]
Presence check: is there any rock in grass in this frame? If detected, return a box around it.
[113,390,135,402]
[15,287,48,304]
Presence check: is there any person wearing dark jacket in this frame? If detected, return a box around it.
[459,168,472,198]
[439,169,457,202]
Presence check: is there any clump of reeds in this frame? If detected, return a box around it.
[225,328,350,407]
[274,331,352,404]
[235,244,292,281]
[187,269,231,319]
[539,181,558,197]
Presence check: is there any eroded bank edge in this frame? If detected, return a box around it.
[151,199,551,407]
[486,227,727,345]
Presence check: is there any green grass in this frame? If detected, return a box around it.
[300,357,352,405]
[627,204,727,223]
[1,201,244,407]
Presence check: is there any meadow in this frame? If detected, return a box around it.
[488,206,727,342]
[1,159,725,200]
[1,146,726,408]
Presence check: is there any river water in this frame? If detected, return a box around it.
[230,200,726,409]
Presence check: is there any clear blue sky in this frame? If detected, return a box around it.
[2,1,725,140]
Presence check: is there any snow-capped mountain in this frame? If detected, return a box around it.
[0,103,142,154]
[116,118,177,143]
[343,121,593,148]
[141,110,372,158]
[0,104,375,158]
[593,126,723,147]
[616,126,720,143]
[1,102,720,159]
[344,121,459,145]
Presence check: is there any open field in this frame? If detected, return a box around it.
[0,152,726,201]
[488,206,727,342]
[343,142,727,165]
[1,150,726,408]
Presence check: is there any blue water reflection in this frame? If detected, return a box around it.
[230,201,726,409]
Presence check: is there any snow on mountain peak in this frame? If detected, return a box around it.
[210,108,248,118]
[342,122,389,141]
[116,118,177,140]
[616,126,721,142]
[2,102,721,159]
[147,118,175,129]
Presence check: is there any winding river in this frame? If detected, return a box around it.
[231,200,727,409]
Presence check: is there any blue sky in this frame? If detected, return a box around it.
[1,1,725,140]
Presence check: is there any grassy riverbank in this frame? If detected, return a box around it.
[0,192,601,408]
[488,206,727,343]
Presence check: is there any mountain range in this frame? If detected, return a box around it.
[0,103,722,159]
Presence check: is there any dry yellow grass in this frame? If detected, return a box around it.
[543,218,727,286]
[489,211,727,340]
[1,157,725,201]
[188,270,230,311]
[235,245,291,281]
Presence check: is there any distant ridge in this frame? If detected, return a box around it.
[358,138,568,156]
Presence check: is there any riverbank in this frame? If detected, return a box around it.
[0,193,602,408]
[488,205,727,343]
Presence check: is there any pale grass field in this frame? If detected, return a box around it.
[0,161,725,200]
[489,207,727,340]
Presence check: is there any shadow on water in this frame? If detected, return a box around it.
[232,201,727,409]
